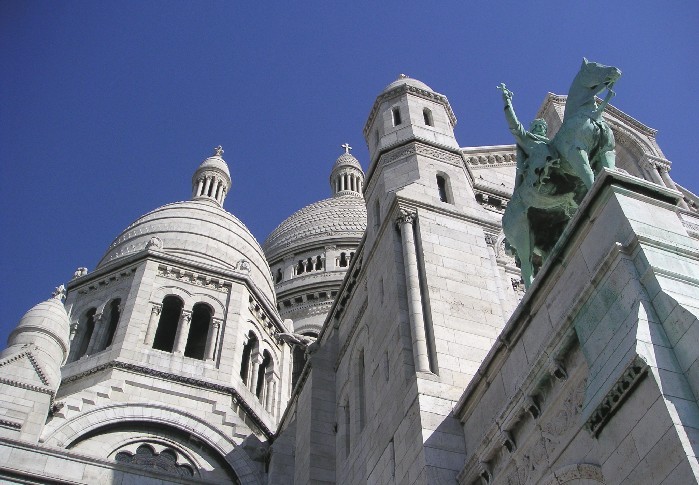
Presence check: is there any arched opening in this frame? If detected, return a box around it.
[102,298,122,350]
[423,107,433,126]
[275,268,282,283]
[392,107,402,126]
[240,332,258,385]
[255,350,272,399]
[184,303,212,360]
[436,174,451,203]
[306,257,313,273]
[373,199,380,230]
[315,255,323,270]
[74,308,97,360]
[339,252,348,267]
[357,349,366,430]
[153,296,183,352]
[297,260,305,275]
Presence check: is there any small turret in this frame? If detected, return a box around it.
[191,146,232,207]
[330,143,364,197]
[363,74,459,164]
[0,286,70,443]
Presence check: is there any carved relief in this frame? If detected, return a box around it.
[586,356,648,436]
[157,265,231,293]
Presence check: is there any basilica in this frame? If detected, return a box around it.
[1,74,698,484]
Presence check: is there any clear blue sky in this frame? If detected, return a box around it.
[1,2,697,349]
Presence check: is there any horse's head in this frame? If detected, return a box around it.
[577,58,622,95]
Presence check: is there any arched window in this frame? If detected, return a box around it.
[184,303,212,360]
[315,255,323,270]
[344,398,351,456]
[152,296,183,352]
[306,257,313,273]
[256,350,272,399]
[240,331,258,385]
[373,199,381,230]
[357,349,366,430]
[392,107,402,126]
[436,174,451,203]
[275,268,282,283]
[102,298,122,350]
[297,260,305,275]
[74,308,97,360]
[423,107,434,126]
[339,252,348,267]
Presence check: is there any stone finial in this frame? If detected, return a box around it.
[52,285,66,301]
[341,143,352,154]
[399,73,409,79]
[214,145,224,157]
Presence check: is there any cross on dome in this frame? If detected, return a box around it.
[341,143,352,154]
[214,146,224,157]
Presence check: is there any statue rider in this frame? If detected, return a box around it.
[498,83,556,191]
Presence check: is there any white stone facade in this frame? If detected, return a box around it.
[1,78,698,484]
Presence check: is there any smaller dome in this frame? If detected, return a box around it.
[8,293,71,360]
[197,155,231,180]
[382,74,433,94]
[333,152,362,171]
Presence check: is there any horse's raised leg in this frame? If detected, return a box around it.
[568,147,595,189]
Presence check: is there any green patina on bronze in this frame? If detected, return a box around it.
[500,59,621,288]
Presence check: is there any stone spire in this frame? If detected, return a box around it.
[330,143,364,197]
[191,146,232,207]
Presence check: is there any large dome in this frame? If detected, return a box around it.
[263,194,367,261]
[97,199,275,302]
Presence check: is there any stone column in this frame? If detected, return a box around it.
[265,373,276,412]
[396,209,431,373]
[173,310,192,354]
[85,311,104,356]
[659,166,690,209]
[203,177,212,197]
[144,303,162,346]
[195,178,204,197]
[645,161,665,186]
[249,352,263,393]
[204,319,221,361]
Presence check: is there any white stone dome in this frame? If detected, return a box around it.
[97,200,275,302]
[9,296,71,352]
[263,194,367,261]
[332,152,362,171]
[195,154,231,181]
[382,75,433,94]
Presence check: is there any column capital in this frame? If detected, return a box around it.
[395,208,417,228]
[180,310,192,323]
[151,303,162,316]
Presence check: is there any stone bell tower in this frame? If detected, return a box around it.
[326,76,521,483]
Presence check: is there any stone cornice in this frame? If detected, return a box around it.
[363,84,457,137]
[59,360,274,439]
